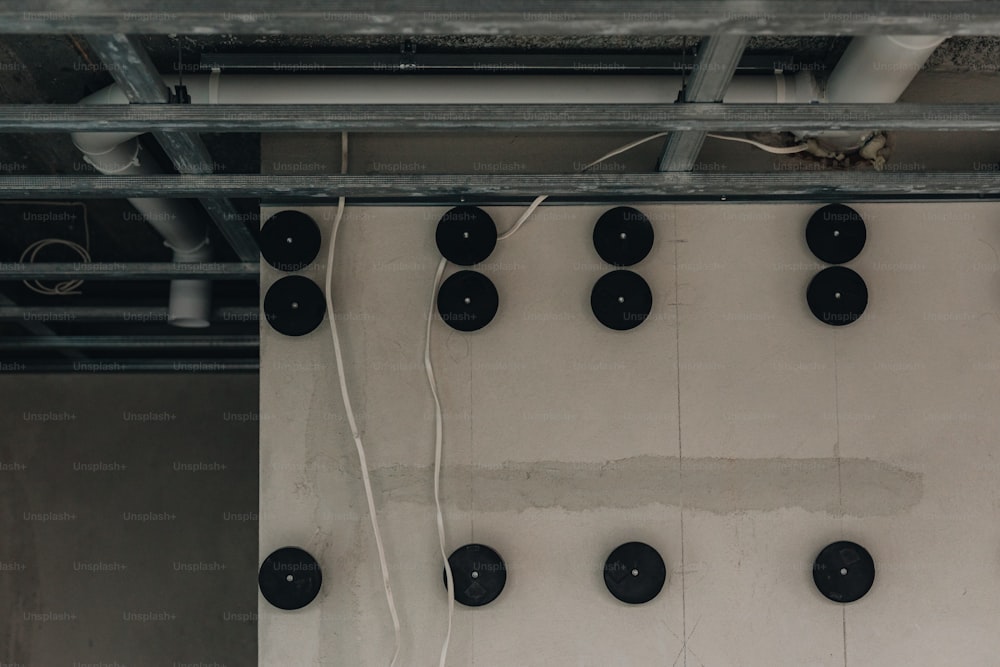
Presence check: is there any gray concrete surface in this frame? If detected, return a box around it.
[0,374,258,667]
[259,201,1000,665]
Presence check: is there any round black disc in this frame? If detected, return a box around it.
[260,210,322,272]
[603,542,666,604]
[813,541,875,603]
[258,546,323,610]
[806,267,868,326]
[435,206,497,266]
[593,206,654,266]
[590,270,653,331]
[264,276,326,336]
[443,543,506,607]
[437,270,498,332]
[806,204,866,264]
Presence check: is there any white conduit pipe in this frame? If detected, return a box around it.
[74,72,820,111]
[800,35,949,151]
[72,136,212,328]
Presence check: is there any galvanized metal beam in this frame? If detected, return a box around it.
[0,335,258,350]
[0,262,259,281]
[0,359,260,373]
[0,292,87,360]
[86,34,259,263]
[4,2,1000,35]
[0,306,258,322]
[659,35,749,172]
[199,52,810,74]
[1,173,999,201]
[4,103,1000,133]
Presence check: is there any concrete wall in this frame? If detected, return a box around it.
[259,201,1000,665]
[0,373,258,667]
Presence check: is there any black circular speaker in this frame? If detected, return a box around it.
[437,270,499,332]
[590,270,653,331]
[806,204,866,265]
[443,543,506,607]
[593,206,654,266]
[258,546,323,610]
[264,276,326,336]
[813,541,875,603]
[806,266,868,326]
[603,542,666,604]
[260,210,322,271]
[435,206,497,266]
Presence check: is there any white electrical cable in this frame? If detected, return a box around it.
[497,131,671,240]
[324,132,402,667]
[495,194,548,241]
[16,201,91,296]
[578,131,670,173]
[705,133,809,154]
[424,256,454,667]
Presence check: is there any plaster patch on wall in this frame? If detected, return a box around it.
[370,455,922,517]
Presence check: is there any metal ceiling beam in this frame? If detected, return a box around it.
[0,262,259,281]
[199,52,811,74]
[4,2,1000,35]
[85,34,259,263]
[0,306,258,322]
[0,335,258,350]
[5,103,1000,132]
[0,173,999,201]
[0,359,260,373]
[0,292,87,361]
[659,36,749,172]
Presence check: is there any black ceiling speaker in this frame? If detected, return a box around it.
[435,206,498,266]
[806,267,868,326]
[264,275,326,336]
[593,206,654,266]
[437,270,499,332]
[591,270,653,331]
[260,210,322,272]
[258,546,323,610]
[812,541,875,603]
[603,541,666,604]
[443,543,507,607]
[806,204,866,264]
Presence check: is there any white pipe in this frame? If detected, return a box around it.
[802,35,948,150]
[167,240,213,329]
[77,72,820,111]
[73,136,212,328]
[72,72,821,154]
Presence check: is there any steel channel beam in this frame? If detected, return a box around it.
[0,292,87,360]
[0,358,260,373]
[4,2,1000,35]
[0,262,259,281]
[0,335,258,350]
[0,173,998,201]
[0,306,258,322]
[198,52,812,73]
[1,103,998,133]
[659,35,749,172]
[86,34,259,263]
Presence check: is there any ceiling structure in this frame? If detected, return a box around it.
[0,2,999,371]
